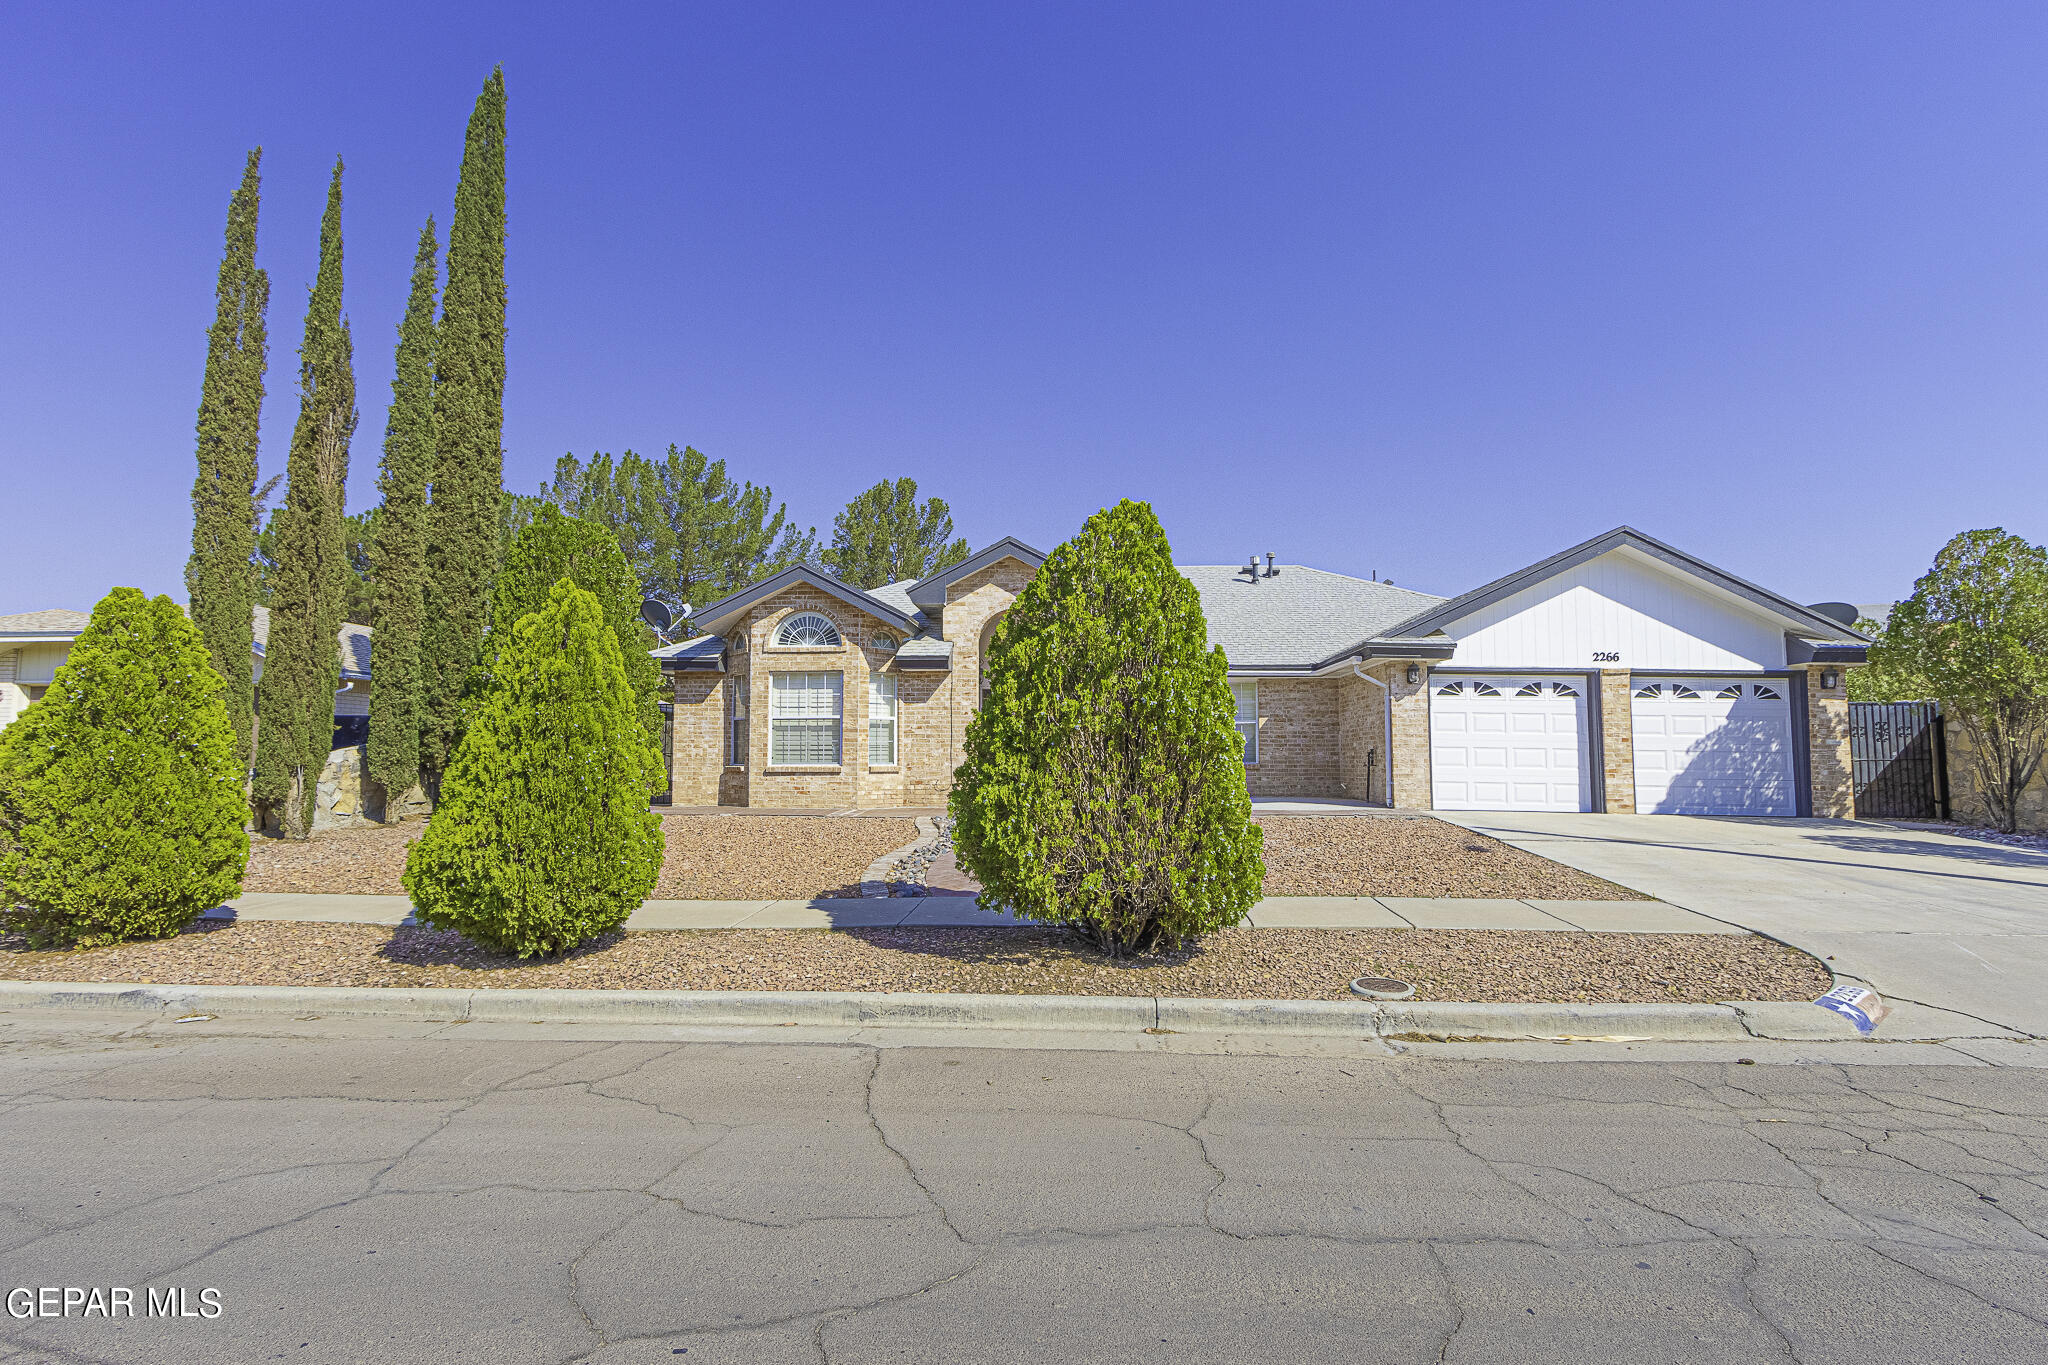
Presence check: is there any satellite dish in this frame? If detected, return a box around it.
[1806,601,1860,628]
[639,598,673,633]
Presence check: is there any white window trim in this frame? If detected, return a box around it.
[868,672,898,767]
[1231,678,1258,765]
[768,670,843,766]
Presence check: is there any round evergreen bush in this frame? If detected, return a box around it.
[487,503,664,757]
[0,588,249,948]
[404,577,664,956]
[949,499,1265,955]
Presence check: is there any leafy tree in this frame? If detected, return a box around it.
[367,220,440,800]
[421,67,508,796]
[540,446,819,611]
[404,578,664,956]
[824,476,969,589]
[949,499,1264,955]
[487,504,664,755]
[1875,528,2048,832]
[1847,615,1929,703]
[0,589,248,948]
[254,159,357,839]
[185,148,270,770]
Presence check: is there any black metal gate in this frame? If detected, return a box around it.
[1849,701,1947,820]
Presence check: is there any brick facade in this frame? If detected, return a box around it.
[1805,664,1854,818]
[1336,668,1391,804]
[1243,678,1342,797]
[1387,667,1433,809]
[1597,670,1637,813]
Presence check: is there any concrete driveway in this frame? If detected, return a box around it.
[1439,814,2048,1039]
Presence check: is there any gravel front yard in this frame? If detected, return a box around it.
[1254,815,1644,899]
[0,920,1825,1004]
[244,815,919,900]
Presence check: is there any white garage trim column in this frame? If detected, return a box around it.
[1429,674,1591,812]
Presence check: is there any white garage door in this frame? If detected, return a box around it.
[1631,678,1797,816]
[1430,676,1589,812]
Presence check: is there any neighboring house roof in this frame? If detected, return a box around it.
[251,605,374,681]
[0,608,92,640]
[688,565,921,639]
[1353,526,1870,664]
[905,537,1048,610]
[1180,565,1446,671]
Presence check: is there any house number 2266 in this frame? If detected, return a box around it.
[1591,651,1620,663]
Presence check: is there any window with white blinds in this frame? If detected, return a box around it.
[868,673,898,765]
[1230,679,1258,764]
[769,671,842,765]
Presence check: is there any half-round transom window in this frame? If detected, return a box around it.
[775,612,841,647]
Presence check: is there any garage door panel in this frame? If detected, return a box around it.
[1431,676,1589,813]
[1631,679,1797,817]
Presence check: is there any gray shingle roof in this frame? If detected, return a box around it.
[0,609,91,635]
[893,636,954,669]
[865,578,923,624]
[651,634,727,670]
[1179,565,1446,670]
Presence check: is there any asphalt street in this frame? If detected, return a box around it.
[0,1015,2044,1364]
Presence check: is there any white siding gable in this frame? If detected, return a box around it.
[1443,549,1790,672]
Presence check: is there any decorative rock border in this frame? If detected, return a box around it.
[860,816,942,897]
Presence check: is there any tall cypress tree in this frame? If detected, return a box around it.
[185,149,270,770]
[367,219,440,804]
[253,158,357,839]
[420,67,509,795]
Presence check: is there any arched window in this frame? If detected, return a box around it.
[871,632,898,654]
[775,612,840,647]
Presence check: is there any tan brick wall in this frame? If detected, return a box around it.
[1388,668,1432,809]
[1597,670,1636,813]
[1241,677,1343,797]
[1336,667,1391,804]
[668,671,727,806]
[1806,664,1854,818]
[663,562,1037,809]
[941,557,1034,774]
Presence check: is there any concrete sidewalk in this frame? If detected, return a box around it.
[208,891,1738,933]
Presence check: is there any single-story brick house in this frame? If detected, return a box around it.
[656,526,1869,817]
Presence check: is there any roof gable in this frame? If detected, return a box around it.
[1374,527,1868,647]
[906,537,1047,609]
[689,565,918,637]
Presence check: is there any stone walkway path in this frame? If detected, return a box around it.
[208,892,1742,933]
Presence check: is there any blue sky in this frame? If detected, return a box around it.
[5,2,2046,614]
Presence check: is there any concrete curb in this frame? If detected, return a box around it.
[0,980,1873,1042]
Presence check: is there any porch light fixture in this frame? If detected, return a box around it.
[1405,664,1420,685]
[1820,668,1840,690]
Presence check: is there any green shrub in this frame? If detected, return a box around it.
[949,499,1264,955]
[486,503,663,759]
[404,577,664,955]
[0,588,249,947]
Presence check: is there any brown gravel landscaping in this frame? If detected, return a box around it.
[245,815,920,900]
[1254,815,1646,899]
[0,920,1826,1003]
